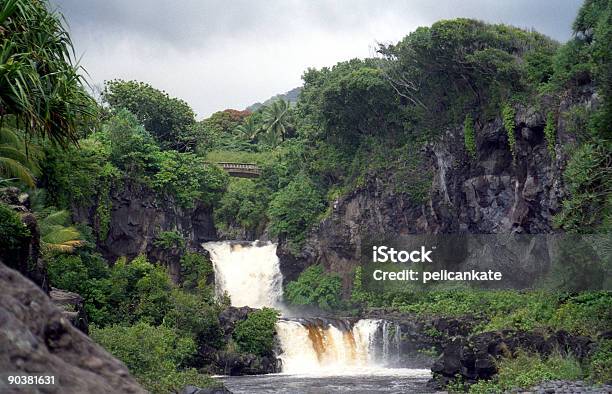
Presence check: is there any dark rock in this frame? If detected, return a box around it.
[180,384,233,394]
[430,329,596,386]
[0,261,145,393]
[275,91,599,292]
[50,287,89,334]
[72,179,217,283]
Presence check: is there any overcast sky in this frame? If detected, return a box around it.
[50,0,583,119]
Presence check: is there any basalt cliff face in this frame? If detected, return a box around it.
[278,86,597,289]
[73,179,217,282]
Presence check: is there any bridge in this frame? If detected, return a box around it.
[216,162,261,178]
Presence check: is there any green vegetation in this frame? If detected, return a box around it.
[464,115,477,158]
[2,0,610,391]
[268,176,325,250]
[285,265,343,311]
[544,112,557,155]
[91,322,218,394]
[468,352,583,393]
[233,308,279,356]
[502,104,516,159]
[0,203,31,263]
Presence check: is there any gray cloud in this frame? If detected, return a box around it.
[50,0,583,118]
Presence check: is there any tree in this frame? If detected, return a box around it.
[267,175,324,248]
[0,0,95,146]
[262,99,292,145]
[102,80,196,151]
[235,115,261,141]
[285,265,343,311]
[0,127,40,186]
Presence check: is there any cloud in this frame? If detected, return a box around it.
[50,0,583,118]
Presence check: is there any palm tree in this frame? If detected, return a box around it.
[235,116,261,141]
[0,0,95,147]
[262,100,291,146]
[0,126,40,187]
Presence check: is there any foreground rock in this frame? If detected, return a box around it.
[512,380,612,394]
[0,261,146,394]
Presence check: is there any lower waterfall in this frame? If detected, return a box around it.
[276,318,402,374]
[203,241,407,375]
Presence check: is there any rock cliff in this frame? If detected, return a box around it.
[0,261,146,394]
[278,87,597,290]
[73,179,217,282]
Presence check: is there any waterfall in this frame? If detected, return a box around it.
[276,318,402,374]
[203,240,404,374]
[203,241,283,308]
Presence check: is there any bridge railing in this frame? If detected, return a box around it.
[213,162,261,176]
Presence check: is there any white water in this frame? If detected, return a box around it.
[203,240,426,379]
[203,241,283,308]
[276,318,403,375]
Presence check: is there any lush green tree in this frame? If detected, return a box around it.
[101,110,161,175]
[214,178,269,234]
[152,151,228,208]
[285,265,343,311]
[235,115,261,142]
[0,127,40,187]
[262,99,292,145]
[267,175,324,248]
[102,80,196,150]
[232,308,279,356]
[0,0,95,146]
[380,19,557,125]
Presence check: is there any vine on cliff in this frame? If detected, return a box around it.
[463,114,477,159]
[502,104,516,159]
[544,111,557,156]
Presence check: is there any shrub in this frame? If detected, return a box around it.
[588,339,612,384]
[233,308,279,356]
[163,290,223,348]
[0,203,31,264]
[179,252,213,294]
[468,352,583,393]
[554,142,610,232]
[91,322,216,393]
[153,230,186,250]
[285,265,343,311]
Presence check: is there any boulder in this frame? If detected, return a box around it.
[0,261,146,394]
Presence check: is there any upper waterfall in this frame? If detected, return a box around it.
[203,241,283,308]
